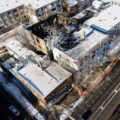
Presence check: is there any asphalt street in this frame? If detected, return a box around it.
[0,87,30,120]
[88,79,120,120]
[70,62,120,120]
[0,72,31,120]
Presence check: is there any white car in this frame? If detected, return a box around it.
[9,105,20,117]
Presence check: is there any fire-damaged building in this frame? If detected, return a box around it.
[53,26,110,71]
[16,19,59,55]
[19,0,62,24]
[6,0,97,56]
[0,0,62,34]
[19,8,94,55]
[52,5,120,71]
[0,0,27,34]
[58,0,92,26]
[0,39,72,105]
[110,0,120,5]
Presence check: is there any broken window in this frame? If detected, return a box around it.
[0,21,3,24]
[52,8,56,11]
[7,11,11,15]
[0,26,4,29]
[91,53,95,59]
[13,9,17,13]
[36,38,39,43]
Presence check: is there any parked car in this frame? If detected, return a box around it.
[9,105,20,117]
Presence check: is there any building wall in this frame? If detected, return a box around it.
[109,22,120,37]
[53,47,80,71]
[35,1,62,22]
[0,17,5,29]
[39,38,48,54]
[78,38,111,69]
[111,1,120,5]
[53,37,111,71]
[0,0,62,31]
[84,40,110,65]
[58,15,70,26]
[0,5,27,33]
[45,76,73,104]
[15,26,48,55]
[25,1,62,25]
[32,34,48,54]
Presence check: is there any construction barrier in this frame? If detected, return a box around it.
[74,56,119,95]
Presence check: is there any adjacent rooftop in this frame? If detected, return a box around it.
[55,26,108,61]
[0,0,23,14]
[2,57,72,98]
[111,0,120,4]
[19,0,57,9]
[84,5,120,32]
[1,37,43,61]
[0,42,72,99]
[66,0,78,7]
[0,0,57,14]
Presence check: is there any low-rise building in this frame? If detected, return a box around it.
[53,26,111,71]
[1,35,51,69]
[0,39,72,105]
[92,0,105,10]
[0,0,62,33]
[58,0,89,26]
[19,0,62,24]
[84,5,120,37]
[110,0,120,5]
[0,0,27,34]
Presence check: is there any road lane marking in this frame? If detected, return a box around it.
[90,82,120,120]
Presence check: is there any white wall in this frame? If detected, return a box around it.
[53,47,80,71]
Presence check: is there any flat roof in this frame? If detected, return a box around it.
[71,10,86,20]
[2,37,43,62]
[84,5,120,31]
[73,26,93,39]
[102,0,110,3]
[0,31,72,99]
[64,27,108,60]
[0,0,57,14]
[45,62,72,82]
[66,0,78,7]
[111,0,120,4]
[2,59,71,98]
[19,0,57,10]
[0,0,23,14]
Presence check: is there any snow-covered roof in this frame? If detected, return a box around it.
[111,0,120,4]
[65,27,108,60]
[2,37,43,62]
[2,59,71,98]
[18,62,71,98]
[0,0,23,14]
[73,26,93,39]
[0,0,57,14]
[66,0,78,7]
[101,0,110,3]
[0,36,72,99]
[71,10,86,20]
[84,5,120,31]
[19,0,57,10]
